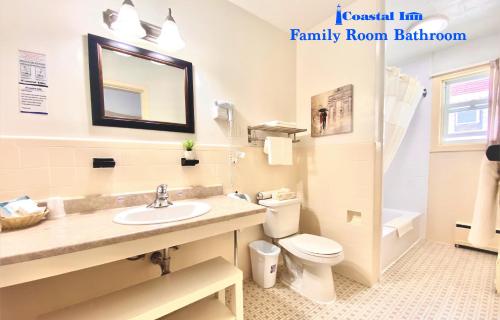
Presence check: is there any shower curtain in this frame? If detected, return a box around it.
[384,67,424,173]
[469,58,500,247]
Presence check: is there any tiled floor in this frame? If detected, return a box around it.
[244,241,499,320]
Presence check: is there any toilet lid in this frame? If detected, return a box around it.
[289,234,343,255]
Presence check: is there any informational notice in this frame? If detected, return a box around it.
[18,50,48,114]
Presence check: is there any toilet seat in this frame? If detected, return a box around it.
[288,234,343,256]
[279,234,344,265]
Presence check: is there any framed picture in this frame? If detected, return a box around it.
[311,84,353,137]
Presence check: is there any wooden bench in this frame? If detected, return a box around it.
[39,257,243,320]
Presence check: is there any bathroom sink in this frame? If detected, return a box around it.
[113,201,211,225]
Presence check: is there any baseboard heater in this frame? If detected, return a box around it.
[454,221,499,254]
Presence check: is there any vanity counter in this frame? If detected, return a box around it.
[0,196,265,268]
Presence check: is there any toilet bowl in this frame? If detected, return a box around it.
[258,199,344,303]
[279,234,344,303]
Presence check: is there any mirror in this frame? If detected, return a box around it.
[88,34,194,133]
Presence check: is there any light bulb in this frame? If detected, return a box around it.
[111,0,146,39]
[158,8,185,51]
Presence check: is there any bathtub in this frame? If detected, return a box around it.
[381,208,424,272]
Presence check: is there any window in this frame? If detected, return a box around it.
[441,71,489,144]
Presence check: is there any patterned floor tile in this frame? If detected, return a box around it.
[244,241,499,320]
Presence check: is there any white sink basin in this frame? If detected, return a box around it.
[113,201,211,225]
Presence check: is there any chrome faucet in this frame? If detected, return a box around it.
[148,184,173,208]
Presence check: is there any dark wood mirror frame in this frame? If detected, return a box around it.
[87,34,195,133]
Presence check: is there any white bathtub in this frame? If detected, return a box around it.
[381,208,424,272]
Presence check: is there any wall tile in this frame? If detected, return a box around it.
[19,147,49,168]
[0,169,23,192]
[0,141,20,169]
[20,168,50,189]
[295,142,376,286]
[49,167,76,187]
[0,138,300,207]
[48,147,75,167]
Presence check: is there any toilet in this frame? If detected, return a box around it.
[258,198,344,303]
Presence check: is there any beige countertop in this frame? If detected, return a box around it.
[0,196,266,266]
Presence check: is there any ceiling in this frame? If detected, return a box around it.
[386,0,500,64]
[227,0,355,31]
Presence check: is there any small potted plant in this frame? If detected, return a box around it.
[182,139,196,160]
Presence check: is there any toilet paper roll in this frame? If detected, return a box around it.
[256,188,290,200]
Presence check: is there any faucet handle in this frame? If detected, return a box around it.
[157,184,168,195]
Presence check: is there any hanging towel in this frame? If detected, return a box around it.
[385,216,414,238]
[263,137,293,166]
[468,156,500,247]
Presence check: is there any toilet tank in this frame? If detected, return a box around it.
[258,198,301,238]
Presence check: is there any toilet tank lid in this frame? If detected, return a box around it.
[258,198,301,207]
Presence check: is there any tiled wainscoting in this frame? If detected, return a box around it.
[0,137,231,201]
[0,137,299,202]
[295,142,381,286]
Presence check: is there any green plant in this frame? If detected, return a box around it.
[182,139,195,151]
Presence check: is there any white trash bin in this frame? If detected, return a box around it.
[249,240,281,288]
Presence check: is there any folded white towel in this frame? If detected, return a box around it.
[263,121,297,128]
[272,191,297,201]
[263,137,293,166]
[385,217,414,237]
[5,199,43,216]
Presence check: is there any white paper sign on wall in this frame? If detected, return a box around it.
[18,50,48,114]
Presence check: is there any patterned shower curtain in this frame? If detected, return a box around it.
[383,67,424,173]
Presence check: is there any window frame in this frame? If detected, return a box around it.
[431,64,490,152]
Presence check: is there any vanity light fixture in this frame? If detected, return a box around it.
[110,0,146,39]
[158,8,185,51]
[408,15,449,34]
[103,3,185,51]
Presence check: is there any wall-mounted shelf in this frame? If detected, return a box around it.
[93,158,116,168]
[247,125,307,144]
[181,158,199,166]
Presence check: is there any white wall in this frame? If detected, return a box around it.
[431,33,500,75]
[0,0,296,146]
[383,57,432,214]
[295,0,384,286]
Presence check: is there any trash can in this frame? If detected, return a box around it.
[249,240,281,288]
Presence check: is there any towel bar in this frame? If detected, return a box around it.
[247,125,307,144]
